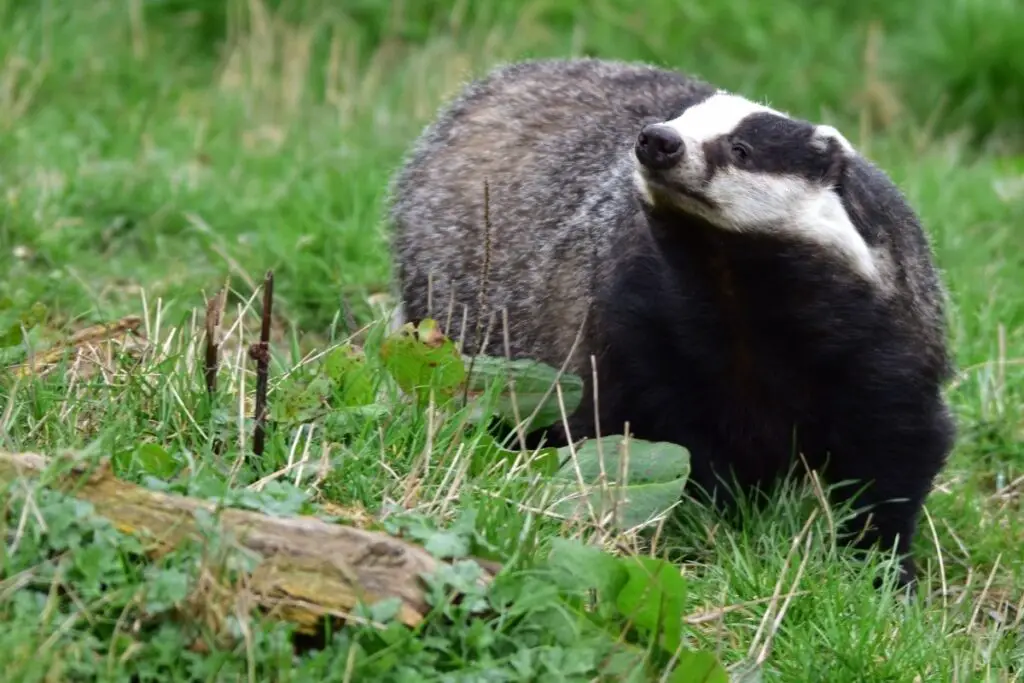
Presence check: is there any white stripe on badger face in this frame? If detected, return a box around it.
[633,92,881,284]
[663,91,784,144]
[706,166,881,282]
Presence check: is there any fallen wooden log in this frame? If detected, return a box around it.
[0,450,499,633]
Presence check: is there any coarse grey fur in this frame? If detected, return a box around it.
[389,58,715,366]
[386,57,955,586]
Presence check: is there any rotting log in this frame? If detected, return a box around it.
[0,450,499,633]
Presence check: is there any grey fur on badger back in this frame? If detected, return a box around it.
[388,58,956,587]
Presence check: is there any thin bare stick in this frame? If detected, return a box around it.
[427,270,434,316]
[799,453,834,545]
[555,381,600,527]
[457,303,469,352]
[501,308,528,453]
[747,509,818,659]
[249,270,274,458]
[520,311,589,439]
[590,353,603,441]
[755,529,814,665]
[443,284,456,340]
[590,354,609,525]
[683,590,812,625]
[923,504,948,633]
[967,553,1002,634]
[204,282,227,397]
[462,178,493,408]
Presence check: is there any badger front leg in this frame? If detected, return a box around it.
[822,388,956,588]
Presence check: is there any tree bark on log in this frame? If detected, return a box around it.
[0,450,498,633]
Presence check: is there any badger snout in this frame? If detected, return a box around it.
[635,124,684,170]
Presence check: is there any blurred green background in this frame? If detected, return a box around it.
[1,0,1021,337]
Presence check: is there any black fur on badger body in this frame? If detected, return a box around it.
[387,58,957,587]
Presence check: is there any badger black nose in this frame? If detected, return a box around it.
[635,124,684,170]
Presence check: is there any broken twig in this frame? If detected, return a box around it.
[249,271,274,457]
[204,284,227,397]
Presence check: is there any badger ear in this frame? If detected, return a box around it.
[811,124,854,189]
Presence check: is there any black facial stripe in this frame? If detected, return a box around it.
[718,112,837,183]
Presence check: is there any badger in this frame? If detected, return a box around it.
[387,58,956,587]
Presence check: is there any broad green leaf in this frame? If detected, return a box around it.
[600,650,651,682]
[549,437,690,530]
[21,301,47,327]
[669,650,730,683]
[615,555,687,657]
[729,662,765,683]
[144,567,191,614]
[323,343,376,406]
[546,538,629,600]
[133,443,178,479]
[421,528,468,561]
[463,355,584,432]
[553,436,690,485]
[366,596,404,624]
[270,374,331,423]
[586,480,691,531]
[401,510,477,561]
[379,319,466,404]
[0,323,23,348]
[469,433,560,478]
[322,404,389,439]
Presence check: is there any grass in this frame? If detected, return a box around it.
[1,0,1023,680]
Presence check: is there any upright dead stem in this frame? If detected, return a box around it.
[204,284,228,397]
[462,178,493,408]
[748,509,818,663]
[501,308,528,453]
[249,271,275,457]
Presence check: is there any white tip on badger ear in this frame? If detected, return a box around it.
[811,124,855,156]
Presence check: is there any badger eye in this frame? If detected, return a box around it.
[731,142,751,161]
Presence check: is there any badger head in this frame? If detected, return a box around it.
[632,92,881,283]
